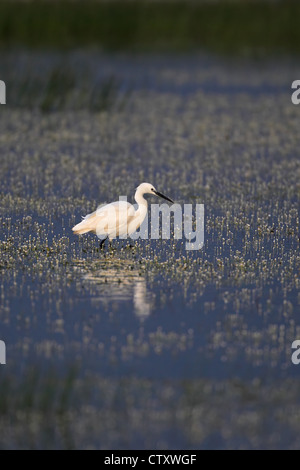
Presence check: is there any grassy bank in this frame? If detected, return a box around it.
[0,1,298,55]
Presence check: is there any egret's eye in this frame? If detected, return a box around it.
[151,188,154,191]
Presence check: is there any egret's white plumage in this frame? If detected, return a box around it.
[72,182,173,244]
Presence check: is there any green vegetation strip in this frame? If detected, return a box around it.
[0,1,298,54]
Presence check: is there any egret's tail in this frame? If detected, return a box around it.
[72,222,91,235]
[72,212,98,235]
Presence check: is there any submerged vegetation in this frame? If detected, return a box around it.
[1,372,300,449]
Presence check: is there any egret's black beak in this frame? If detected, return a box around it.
[154,190,174,204]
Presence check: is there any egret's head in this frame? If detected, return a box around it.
[136,182,174,203]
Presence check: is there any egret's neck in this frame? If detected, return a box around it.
[134,191,148,219]
[135,191,147,207]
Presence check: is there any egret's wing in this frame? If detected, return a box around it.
[96,201,136,238]
[72,209,105,234]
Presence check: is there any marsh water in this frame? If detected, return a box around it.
[0,51,300,449]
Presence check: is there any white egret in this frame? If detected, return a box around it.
[72,182,174,247]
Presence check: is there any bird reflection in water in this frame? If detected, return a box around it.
[80,260,153,320]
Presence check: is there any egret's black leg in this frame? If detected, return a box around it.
[99,237,108,249]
